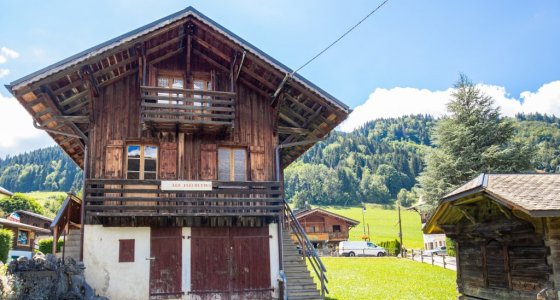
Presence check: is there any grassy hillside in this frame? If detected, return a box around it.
[320,257,457,300]
[322,204,424,249]
[22,191,66,219]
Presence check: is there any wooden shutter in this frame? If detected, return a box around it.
[105,140,124,178]
[119,239,135,262]
[250,146,265,181]
[159,142,177,179]
[200,144,217,180]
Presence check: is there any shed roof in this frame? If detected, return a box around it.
[295,208,360,226]
[0,187,13,197]
[424,173,560,234]
[15,210,54,223]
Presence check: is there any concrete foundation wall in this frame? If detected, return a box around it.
[269,223,280,298]
[83,225,151,300]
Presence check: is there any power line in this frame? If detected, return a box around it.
[291,0,390,75]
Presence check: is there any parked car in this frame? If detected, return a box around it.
[338,241,387,257]
[424,246,447,256]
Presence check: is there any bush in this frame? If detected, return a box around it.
[0,193,44,215]
[0,229,13,263]
[446,237,456,257]
[378,239,401,256]
[38,237,64,254]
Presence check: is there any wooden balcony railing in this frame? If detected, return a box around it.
[140,86,235,133]
[84,179,283,218]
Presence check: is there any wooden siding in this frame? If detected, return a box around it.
[296,212,353,243]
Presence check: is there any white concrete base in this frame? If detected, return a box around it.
[8,250,32,260]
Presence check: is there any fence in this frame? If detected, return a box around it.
[402,249,456,271]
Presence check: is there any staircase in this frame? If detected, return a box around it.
[62,228,81,261]
[282,228,323,300]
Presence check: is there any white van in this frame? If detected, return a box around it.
[338,241,387,257]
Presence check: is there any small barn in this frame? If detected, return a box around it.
[14,210,53,229]
[0,217,50,259]
[424,173,560,299]
[294,208,359,254]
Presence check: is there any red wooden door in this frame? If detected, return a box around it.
[150,227,183,299]
[191,227,271,300]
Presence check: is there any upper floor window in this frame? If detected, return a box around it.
[193,75,212,107]
[127,145,158,180]
[157,72,184,104]
[218,147,246,181]
[332,225,341,232]
[17,229,30,246]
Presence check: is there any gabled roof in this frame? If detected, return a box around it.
[0,218,51,234]
[0,187,13,197]
[15,210,53,223]
[295,208,360,226]
[424,173,560,234]
[6,6,350,168]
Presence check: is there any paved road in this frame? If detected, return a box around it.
[406,253,457,271]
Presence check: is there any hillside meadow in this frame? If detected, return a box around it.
[322,204,424,249]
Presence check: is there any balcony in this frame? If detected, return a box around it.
[140,86,235,133]
[84,179,283,221]
[291,231,348,243]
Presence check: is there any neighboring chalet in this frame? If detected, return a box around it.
[13,210,53,229]
[6,7,349,300]
[0,216,50,259]
[294,208,359,254]
[0,187,13,198]
[424,174,560,300]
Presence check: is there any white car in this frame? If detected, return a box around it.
[338,241,387,257]
[424,246,447,256]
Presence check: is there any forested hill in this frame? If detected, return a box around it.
[0,113,558,201]
[0,147,82,193]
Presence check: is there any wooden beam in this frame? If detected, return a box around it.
[98,68,138,88]
[92,55,137,80]
[146,33,184,55]
[150,47,183,66]
[240,66,277,91]
[238,77,270,98]
[52,79,86,96]
[191,34,231,62]
[192,48,229,73]
[59,90,88,107]
[277,126,310,135]
[235,51,246,82]
[278,112,302,128]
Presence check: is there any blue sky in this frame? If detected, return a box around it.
[1,0,560,155]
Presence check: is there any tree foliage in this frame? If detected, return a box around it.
[418,75,533,204]
[0,193,44,215]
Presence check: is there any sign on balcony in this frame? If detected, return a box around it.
[161,180,213,191]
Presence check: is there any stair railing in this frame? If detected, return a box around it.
[283,202,329,297]
[51,193,82,259]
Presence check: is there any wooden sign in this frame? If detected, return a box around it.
[161,180,213,191]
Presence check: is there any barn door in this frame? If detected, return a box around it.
[191,227,271,300]
[150,227,182,299]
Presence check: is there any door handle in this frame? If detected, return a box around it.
[146,257,156,260]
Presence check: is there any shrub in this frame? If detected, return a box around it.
[378,239,401,256]
[0,193,44,215]
[0,229,13,263]
[38,237,64,254]
[446,237,456,257]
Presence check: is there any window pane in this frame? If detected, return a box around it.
[145,159,157,172]
[18,231,29,245]
[127,145,141,158]
[233,149,247,181]
[144,146,158,159]
[157,77,169,87]
[127,159,140,172]
[127,172,140,179]
[218,148,230,181]
[193,80,204,90]
[144,172,157,180]
[172,79,184,89]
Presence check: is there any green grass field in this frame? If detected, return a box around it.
[22,191,67,218]
[322,204,424,249]
[320,257,457,300]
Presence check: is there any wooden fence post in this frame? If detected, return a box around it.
[431,252,434,265]
[443,255,446,269]
[421,250,424,263]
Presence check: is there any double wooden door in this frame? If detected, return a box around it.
[150,227,183,299]
[191,227,271,300]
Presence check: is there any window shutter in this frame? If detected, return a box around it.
[119,239,135,262]
[200,144,217,180]
[105,140,124,178]
[250,146,265,181]
[159,142,177,179]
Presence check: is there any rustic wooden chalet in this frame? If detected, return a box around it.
[6,7,349,300]
[0,217,50,260]
[14,210,53,229]
[294,208,359,253]
[424,174,560,300]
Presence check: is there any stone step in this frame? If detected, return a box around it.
[288,290,322,298]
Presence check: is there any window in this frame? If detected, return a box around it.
[193,77,212,107]
[127,145,158,180]
[119,239,135,263]
[332,225,341,232]
[17,230,30,246]
[309,226,316,233]
[157,73,184,104]
[218,147,247,181]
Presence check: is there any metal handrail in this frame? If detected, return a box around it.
[283,202,329,297]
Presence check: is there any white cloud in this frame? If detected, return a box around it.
[0,69,9,78]
[340,81,560,132]
[0,94,55,158]
[1,47,20,60]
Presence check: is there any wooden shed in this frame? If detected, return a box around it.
[5,6,350,299]
[424,173,560,299]
[0,217,50,260]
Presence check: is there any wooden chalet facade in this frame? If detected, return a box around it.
[424,174,560,300]
[294,208,359,253]
[6,7,349,300]
[0,217,50,260]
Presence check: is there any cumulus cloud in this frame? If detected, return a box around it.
[0,69,9,78]
[0,94,54,158]
[340,81,560,132]
[1,47,20,60]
